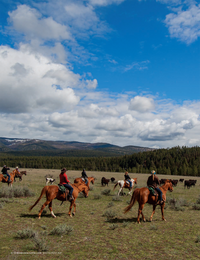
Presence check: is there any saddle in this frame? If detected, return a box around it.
[58,184,67,193]
[148,187,158,196]
[125,180,132,188]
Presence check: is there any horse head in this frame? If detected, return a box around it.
[78,183,89,198]
[82,185,89,198]
[90,177,95,184]
[166,180,173,192]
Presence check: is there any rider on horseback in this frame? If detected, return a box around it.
[81,169,88,186]
[147,170,164,205]
[1,165,11,183]
[59,168,74,202]
[124,169,132,188]
[15,166,20,174]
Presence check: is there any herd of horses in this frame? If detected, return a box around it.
[0,169,197,223]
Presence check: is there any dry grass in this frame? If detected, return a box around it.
[0,168,200,260]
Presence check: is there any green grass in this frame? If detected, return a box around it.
[0,168,200,259]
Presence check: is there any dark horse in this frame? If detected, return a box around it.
[29,182,89,219]
[101,177,110,186]
[124,180,173,224]
[14,171,27,182]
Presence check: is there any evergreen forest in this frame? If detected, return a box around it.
[1,146,200,176]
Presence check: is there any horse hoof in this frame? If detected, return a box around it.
[72,212,75,216]
[143,219,146,222]
[38,217,41,219]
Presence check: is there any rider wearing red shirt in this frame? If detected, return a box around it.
[59,168,73,201]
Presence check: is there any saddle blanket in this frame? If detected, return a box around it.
[58,184,66,193]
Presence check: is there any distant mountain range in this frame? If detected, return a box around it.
[0,137,154,157]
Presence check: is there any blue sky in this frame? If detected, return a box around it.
[0,0,200,148]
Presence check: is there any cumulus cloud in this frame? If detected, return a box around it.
[129,96,155,113]
[8,5,72,41]
[0,45,80,113]
[164,4,200,44]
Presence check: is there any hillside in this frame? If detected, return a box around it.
[0,137,153,157]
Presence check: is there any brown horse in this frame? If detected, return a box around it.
[0,170,16,187]
[29,182,89,219]
[124,180,173,223]
[113,178,137,196]
[14,170,27,182]
[74,176,95,188]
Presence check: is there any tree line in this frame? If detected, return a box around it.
[1,146,200,176]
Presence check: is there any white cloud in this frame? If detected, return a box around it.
[164,4,200,44]
[129,96,155,113]
[0,45,81,113]
[8,5,72,41]
[89,0,125,6]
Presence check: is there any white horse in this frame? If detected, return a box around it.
[113,178,137,196]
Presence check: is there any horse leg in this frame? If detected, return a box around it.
[137,204,145,224]
[72,200,77,216]
[149,204,157,222]
[128,187,133,196]
[118,187,122,196]
[161,203,166,221]
[38,200,51,219]
[68,200,75,217]
[48,201,56,218]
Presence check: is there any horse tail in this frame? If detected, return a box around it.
[113,182,119,191]
[124,188,138,214]
[29,186,47,211]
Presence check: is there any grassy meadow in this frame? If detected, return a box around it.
[0,168,200,260]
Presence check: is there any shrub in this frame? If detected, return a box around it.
[192,204,200,210]
[13,187,24,197]
[109,223,118,230]
[122,221,129,228]
[93,194,102,200]
[22,186,35,197]
[32,235,48,252]
[196,195,200,204]
[103,209,116,220]
[50,224,73,236]
[16,229,36,239]
[169,198,186,211]
[0,186,35,198]
[107,201,114,208]
[101,189,111,196]
[112,195,122,202]
[0,198,13,203]
[0,188,13,198]
[149,224,158,230]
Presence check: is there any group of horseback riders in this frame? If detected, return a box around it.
[2,164,164,205]
[60,167,164,205]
